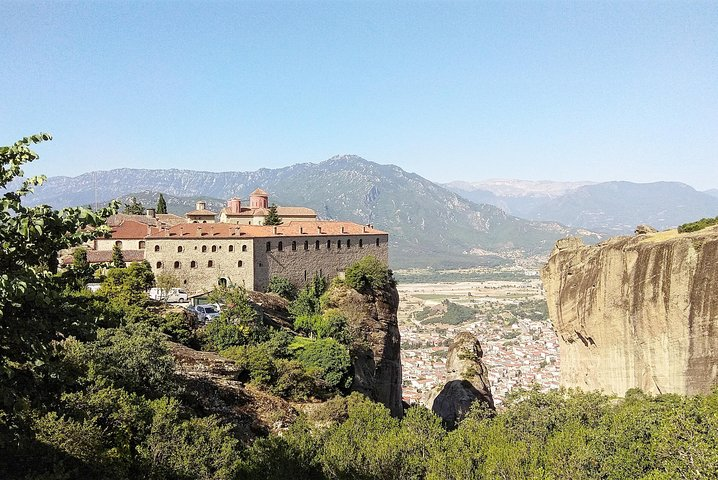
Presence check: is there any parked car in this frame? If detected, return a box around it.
[149,287,188,303]
[193,304,221,324]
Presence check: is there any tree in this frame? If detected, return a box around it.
[264,203,283,225]
[0,134,116,452]
[71,247,93,288]
[345,255,392,291]
[123,196,144,215]
[205,286,265,350]
[155,271,180,302]
[112,243,126,268]
[267,275,297,300]
[155,193,167,214]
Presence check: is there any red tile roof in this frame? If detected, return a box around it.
[221,206,316,217]
[250,188,269,196]
[61,249,145,265]
[186,209,217,216]
[146,221,386,239]
[110,220,159,239]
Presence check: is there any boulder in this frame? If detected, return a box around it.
[424,331,494,428]
[635,224,658,235]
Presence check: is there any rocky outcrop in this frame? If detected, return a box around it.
[324,282,403,417]
[541,226,718,396]
[423,332,494,428]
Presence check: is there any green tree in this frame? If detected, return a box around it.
[205,286,265,350]
[291,337,351,390]
[264,203,283,225]
[344,255,392,291]
[155,271,180,302]
[123,196,144,215]
[267,275,297,300]
[112,243,126,268]
[155,193,167,214]
[0,134,116,456]
[71,246,94,289]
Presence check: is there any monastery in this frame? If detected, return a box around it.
[68,189,389,293]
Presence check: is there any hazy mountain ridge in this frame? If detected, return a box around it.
[446,179,718,234]
[22,155,591,268]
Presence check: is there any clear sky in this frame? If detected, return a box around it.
[2,1,717,189]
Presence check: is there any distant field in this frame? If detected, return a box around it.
[393,267,537,284]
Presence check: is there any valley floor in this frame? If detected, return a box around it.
[396,270,560,406]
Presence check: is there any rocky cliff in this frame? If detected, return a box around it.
[541,226,718,396]
[324,281,403,417]
[423,331,494,428]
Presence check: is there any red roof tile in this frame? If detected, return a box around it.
[146,221,386,239]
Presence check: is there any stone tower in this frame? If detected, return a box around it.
[249,188,269,209]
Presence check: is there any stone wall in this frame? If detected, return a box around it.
[253,234,389,291]
[95,238,146,251]
[145,238,255,293]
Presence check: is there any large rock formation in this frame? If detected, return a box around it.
[541,226,718,396]
[423,332,494,428]
[324,281,403,417]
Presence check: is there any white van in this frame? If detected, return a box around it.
[149,287,188,303]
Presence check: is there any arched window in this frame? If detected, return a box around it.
[139,241,146,249]
[266,241,271,252]
[177,246,183,253]
[359,239,363,248]
[218,278,227,287]
[327,240,331,249]
[347,239,351,249]
[156,261,162,269]
[202,245,207,253]
[154,245,160,252]
[242,245,247,252]
[315,240,320,250]
[338,240,342,249]
[190,260,197,268]
[211,245,217,253]
[292,241,297,251]
[237,260,243,267]
[228,245,234,252]
[304,240,309,251]
[278,241,283,252]
[115,240,122,247]
[208,260,214,267]
[174,261,180,269]
[376,238,380,247]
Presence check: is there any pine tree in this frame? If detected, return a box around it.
[156,193,167,214]
[264,203,283,225]
[112,243,126,268]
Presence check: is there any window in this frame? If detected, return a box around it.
[304,240,309,251]
[177,246,183,253]
[211,245,217,253]
[242,245,247,252]
[229,245,234,252]
[266,241,271,252]
[338,240,342,249]
[139,241,145,249]
[174,261,180,269]
[156,261,162,268]
[208,260,214,267]
[278,241,283,252]
[376,238,380,247]
[359,239,363,248]
[202,245,207,253]
[327,240,331,249]
[115,240,122,247]
[154,245,160,252]
[190,260,197,268]
[237,260,243,267]
[347,239,351,249]
[292,241,297,251]
[315,240,320,250]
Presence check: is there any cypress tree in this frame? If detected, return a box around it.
[112,244,126,268]
[156,193,167,214]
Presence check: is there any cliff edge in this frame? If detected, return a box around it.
[541,227,718,396]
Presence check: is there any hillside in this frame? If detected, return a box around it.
[23,156,592,268]
[447,180,718,234]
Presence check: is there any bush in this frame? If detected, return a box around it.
[344,255,391,291]
[291,337,352,390]
[678,216,718,233]
[267,276,297,300]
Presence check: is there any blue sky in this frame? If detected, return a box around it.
[2,1,717,189]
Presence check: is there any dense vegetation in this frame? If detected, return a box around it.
[3,136,718,479]
[678,215,718,233]
[414,299,477,325]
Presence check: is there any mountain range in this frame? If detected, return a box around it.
[20,156,593,269]
[446,180,718,234]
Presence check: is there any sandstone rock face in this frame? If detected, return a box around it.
[541,227,718,396]
[325,282,403,417]
[424,332,494,428]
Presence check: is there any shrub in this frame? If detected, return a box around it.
[291,337,352,390]
[267,276,297,300]
[678,216,718,233]
[344,255,391,291]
